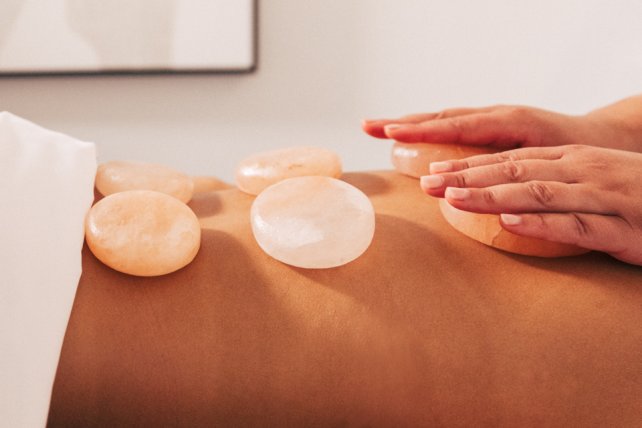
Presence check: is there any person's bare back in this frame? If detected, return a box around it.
[48,171,642,427]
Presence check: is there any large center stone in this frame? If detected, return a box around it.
[250,176,375,269]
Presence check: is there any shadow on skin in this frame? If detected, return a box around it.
[288,213,503,352]
[188,191,224,218]
[340,171,392,197]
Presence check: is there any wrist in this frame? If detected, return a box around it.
[584,96,642,152]
[582,110,642,153]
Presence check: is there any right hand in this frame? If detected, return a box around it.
[420,144,642,266]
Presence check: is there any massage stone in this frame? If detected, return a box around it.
[250,176,375,268]
[391,141,496,178]
[236,146,342,195]
[85,190,201,276]
[96,160,194,203]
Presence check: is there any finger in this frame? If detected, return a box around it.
[362,107,496,139]
[499,212,632,256]
[441,182,610,215]
[382,111,524,146]
[362,119,401,139]
[421,158,574,196]
[399,107,497,122]
[362,115,442,139]
[432,146,567,174]
[383,106,553,148]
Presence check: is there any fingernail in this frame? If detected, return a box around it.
[500,213,522,225]
[420,175,445,189]
[384,124,401,132]
[445,187,470,200]
[430,161,452,173]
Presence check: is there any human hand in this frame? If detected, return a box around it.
[363,101,642,152]
[419,144,642,265]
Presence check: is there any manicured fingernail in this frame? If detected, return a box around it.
[500,213,522,225]
[430,161,452,173]
[445,187,470,200]
[420,175,445,189]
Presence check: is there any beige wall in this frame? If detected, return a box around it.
[1,0,641,181]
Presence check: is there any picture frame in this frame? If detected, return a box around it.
[0,0,257,76]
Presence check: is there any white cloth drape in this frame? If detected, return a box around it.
[0,112,96,428]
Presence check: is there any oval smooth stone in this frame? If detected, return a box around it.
[438,199,589,258]
[251,176,375,269]
[85,190,201,276]
[96,160,194,203]
[236,146,342,195]
[391,142,497,178]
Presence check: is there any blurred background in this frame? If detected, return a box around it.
[1,0,641,181]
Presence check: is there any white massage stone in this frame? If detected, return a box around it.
[251,176,375,269]
[85,190,201,276]
[236,146,342,195]
[96,160,194,203]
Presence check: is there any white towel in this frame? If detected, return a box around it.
[0,112,96,428]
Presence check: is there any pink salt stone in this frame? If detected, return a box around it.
[391,142,497,178]
[85,190,201,277]
[236,146,342,195]
[96,160,194,203]
[251,176,375,269]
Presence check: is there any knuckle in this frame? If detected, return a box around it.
[570,213,591,240]
[533,213,548,229]
[482,189,497,205]
[452,159,475,172]
[497,151,521,163]
[504,106,533,121]
[497,152,511,162]
[454,172,470,188]
[434,110,448,120]
[527,182,555,206]
[436,108,464,119]
[501,160,525,182]
[447,117,467,139]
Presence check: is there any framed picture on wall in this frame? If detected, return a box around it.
[0,0,256,75]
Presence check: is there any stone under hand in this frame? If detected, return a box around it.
[251,176,375,269]
[236,146,342,195]
[391,142,496,178]
[85,190,201,276]
[96,160,194,203]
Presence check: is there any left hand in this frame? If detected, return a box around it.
[419,144,642,265]
[362,100,642,152]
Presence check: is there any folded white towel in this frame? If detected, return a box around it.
[0,112,96,428]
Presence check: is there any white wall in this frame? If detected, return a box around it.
[1,0,641,181]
